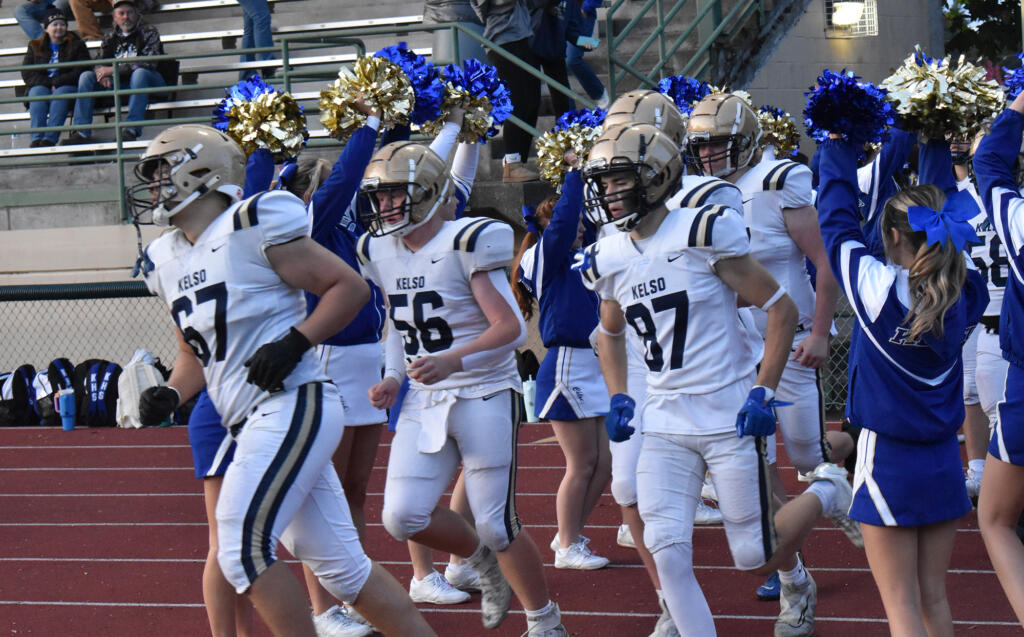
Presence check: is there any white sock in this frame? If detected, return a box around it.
[807,480,836,515]
[969,458,985,477]
[778,557,808,587]
[655,588,664,603]
[524,600,554,620]
[503,153,521,165]
[466,542,487,566]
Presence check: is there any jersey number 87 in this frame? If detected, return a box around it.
[625,291,689,372]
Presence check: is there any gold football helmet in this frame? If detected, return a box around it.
[582,123,684,232]
[127,124,246,226]
[603,90,687,149]
[685,93,761,177]
[359,141,451,237]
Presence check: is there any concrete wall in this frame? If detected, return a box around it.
[745,0,945,157]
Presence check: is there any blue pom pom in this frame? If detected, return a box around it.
[803,69,894,146]
[212,75,275,131]
[555,106,606,131]
[1003,53,1024,100]
[657,75,712,114]
[374,42,445,126]
[759,105,786,119]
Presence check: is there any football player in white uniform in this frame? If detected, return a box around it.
[130,125,435,637]
[580,122,855,637]
[357,142,567,637]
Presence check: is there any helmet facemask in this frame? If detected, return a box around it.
[126,143,236,226]
[684,131,753,178]
[359,177,450,238]
[583,158,650,232]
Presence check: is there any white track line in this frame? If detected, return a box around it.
[0,445,191,449]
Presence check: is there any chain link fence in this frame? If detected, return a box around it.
[0,282,856,415]
[0,283,177,373]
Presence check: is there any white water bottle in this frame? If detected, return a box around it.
[522,377,538,423]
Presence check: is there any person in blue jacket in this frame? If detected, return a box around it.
[972,89,1024,627]
[530,0,589,115]
[513,155,612,571]
[565,0,607,109]
[817,131,987,636]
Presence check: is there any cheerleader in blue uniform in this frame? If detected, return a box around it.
[513,157,612,570]
[972,90,1024,626]
[817,133,987,635]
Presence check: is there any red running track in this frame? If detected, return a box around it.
[0,424,1018,636]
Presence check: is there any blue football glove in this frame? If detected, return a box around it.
[735,386,784,438]
[605,393,636,442]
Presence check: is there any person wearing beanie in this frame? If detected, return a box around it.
[14,0,70,41]
[20,8,89,147]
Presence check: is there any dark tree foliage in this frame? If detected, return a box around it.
[945,0,1022,64]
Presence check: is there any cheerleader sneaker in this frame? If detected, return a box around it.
[617,523,636,548]
[774,571,817,637]
[648,598,680,637]
[801,462,863,548]
[342,605,371,627]
[694,499,723,525]
[549,532,590,552]
[444,561,481,591]
[312,605,373,637]
[525,602,568,636]
[409,570,471,604]
[467,545,511,629]
[554,540,610,570]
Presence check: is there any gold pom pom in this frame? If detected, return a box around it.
[757,109,801,157]
[420,83,494,144]
[881,46,1004,140]
[535,124,603,188]
[223,90,307,160]
[319,56,414,142]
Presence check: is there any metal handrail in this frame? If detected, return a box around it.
[603,0,766,98]
[0,21,587,216]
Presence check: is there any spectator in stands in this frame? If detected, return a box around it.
[14,0,70,40]
[63,0,165,144]
[67,0,109,41]
[471,0,540,183]
[236,0,273,79]
[21,8,89,147]
[565,0,607,109]
[423,0,486,65]
[530,0,586,117]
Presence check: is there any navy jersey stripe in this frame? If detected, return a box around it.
[232,193,263,231]
[465,219,499,252]
[453,218,489,251]
[356,232,372,266]
[762,162,798,192]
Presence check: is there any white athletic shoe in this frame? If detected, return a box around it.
[526,602,568,636]
[342,605,371,627]
[467,546,511,629]
[774,571,817,637]
[548,532,590,552]
[444,561,481,592]
[595,90,610,110]
[648,598,681,637]
[801,462,863,548]
[409,570,471,605]
[554,540,610,570]
[694,499,723,525]
[965,467,982,501]
[701,476,718,503]
[312,605,373,637]
[616,523,636,548]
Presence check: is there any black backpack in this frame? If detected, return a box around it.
[0,364,39,427]
[73,359,123,428]
[33,358,76,427]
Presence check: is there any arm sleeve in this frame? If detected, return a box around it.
[917,138,957,195]
[243,149,274,198]
[309,118,380,242]
[565,0,584,43]
[133,26,162,71]
[428,121,461,163]
[451,142,478,202]
[383,321,406,382]
[460,269,528,370]
[21,47,47,88]
[975,109,1024,253]
[537,170,585,280]
[55,39,89,87]
[817,140,896,323]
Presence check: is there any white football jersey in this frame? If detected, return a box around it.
[958,178,1005,316]
[144,191,329,428]
[735,156,817,335]
[357,217,520,394]
[664,174,745,213]
[581,205,757,395]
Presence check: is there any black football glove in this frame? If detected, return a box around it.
[139,386,179,426]
[244,327,312,392]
